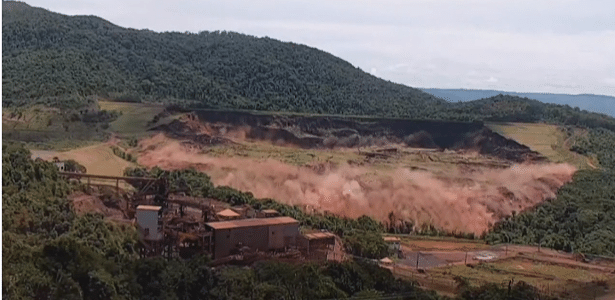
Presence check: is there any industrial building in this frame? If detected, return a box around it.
[205,216,300,259]
[258,209,281,218]
[299,231,336,258]
[136,205,164,241]
[383,236,401,251]
[58,169,324,263]
[383,236,403,258]
[230,205,256,218]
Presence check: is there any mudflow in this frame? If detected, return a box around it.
[138,134,576,235]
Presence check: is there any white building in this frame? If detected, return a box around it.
[135,205,164,241]
[383,236,401,251]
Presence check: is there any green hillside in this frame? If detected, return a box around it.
[4,1,615,132]
[2,1,446,118]
[445,94,615,131]
[422,88,615,118]
[486,123,615,256]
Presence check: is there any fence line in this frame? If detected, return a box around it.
[328,240,611,300]
[382,233,615,261]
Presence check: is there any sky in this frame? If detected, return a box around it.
[22,0,615,96]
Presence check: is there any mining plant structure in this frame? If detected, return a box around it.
[58,170,335,264]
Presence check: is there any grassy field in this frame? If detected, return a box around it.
[3,101,167,150]
[400,238,490,252]
[31,143,136,177]
[3,105,111,150]
[23,139,104,151]
[425,258,613,299]
[435,258,606,286]
[486,122,595,169]
[98,101,167,137]
[2,105,55,131]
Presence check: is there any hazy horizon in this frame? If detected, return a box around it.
[420,88,615,98]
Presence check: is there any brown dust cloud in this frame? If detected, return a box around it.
[138,135,576,234]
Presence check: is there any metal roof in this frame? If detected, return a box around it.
[261,209,280,214]
[206,216,299,230]
[168,195,222,204]
[383,236,401,242]
[303,232,336,240]
[137,205,162,211]
[380,257,393,264]
[216,209,241,217]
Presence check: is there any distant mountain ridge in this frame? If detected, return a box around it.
[422,88,615,117]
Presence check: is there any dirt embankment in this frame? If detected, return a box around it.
[69,187,128,221]
[150,110,545,163]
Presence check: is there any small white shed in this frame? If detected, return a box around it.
[136,205,163,241]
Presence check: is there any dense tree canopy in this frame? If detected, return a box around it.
[486,127,615,256]
[5,1,615,133]
[3,1,613,297]
[2,142,139,299]
[486,169,615,256]
[3,142,455,299]
[2,1,445,118]
[444,94,615,131]
[569,127,615,169]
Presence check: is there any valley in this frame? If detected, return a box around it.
[22,102,579,236]
[4,2,615,299]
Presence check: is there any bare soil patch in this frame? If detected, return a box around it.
[69,191,127,220]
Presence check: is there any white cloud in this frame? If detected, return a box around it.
[487,77,498,83]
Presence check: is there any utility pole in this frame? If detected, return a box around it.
[464,252,468,265]
[416,252,420,269]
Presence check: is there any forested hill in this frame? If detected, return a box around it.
[422,88,615,118]
[4,1,615,130]
[2,1,446,118]
[445,94,615,131]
